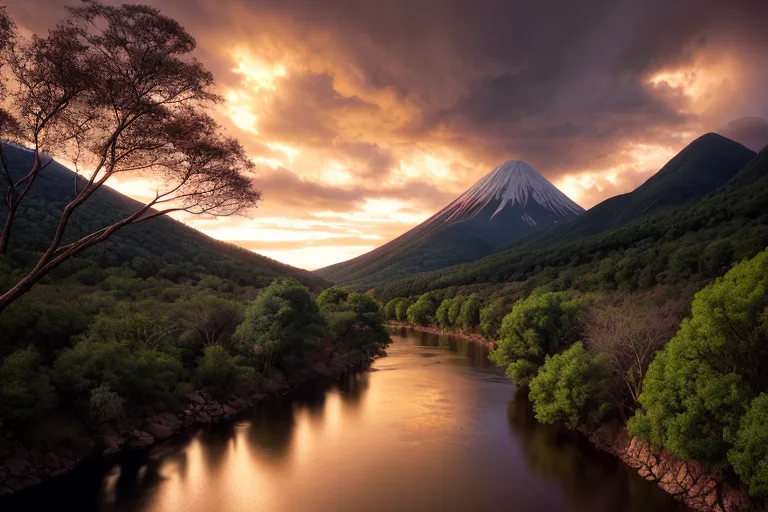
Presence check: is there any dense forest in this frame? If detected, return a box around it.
[380,143,768,501]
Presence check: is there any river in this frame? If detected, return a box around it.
[4,328,687,511]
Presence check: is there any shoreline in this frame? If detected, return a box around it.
[0,361,371,498]
[389,323,763,512]
[386,321,497,348]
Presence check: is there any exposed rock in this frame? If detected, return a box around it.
[127,430,155,449]
[143,422,174,441]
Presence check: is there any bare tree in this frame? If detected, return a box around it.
[583,297,688,419]
[0,3,261,314]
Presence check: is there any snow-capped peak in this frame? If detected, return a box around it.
[443,160,584,224]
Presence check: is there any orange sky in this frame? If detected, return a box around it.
[7,0,768,270]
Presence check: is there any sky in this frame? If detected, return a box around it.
[6,0,768,270]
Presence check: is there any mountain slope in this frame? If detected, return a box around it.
[533,133,756,243]
[316,161,584,288]
[0,144,328,291]
[380,142,768,300]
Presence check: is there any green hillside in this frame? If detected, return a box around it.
[0,144,328,291]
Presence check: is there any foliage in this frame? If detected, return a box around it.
[435,298,452,327]
[629,248,768,468]
[406,293,439,325]
[489,291,584,385]
[0,347,56,429]
[87,385,124,426]
[457,294,481,329]
[318,287,390,367]
[233,278,325,369]
[529,342,612,430]
[728,393,768,498]
[447,295,466,326]
[53,339,185,409]
[175,294,243,350]
[395,297,412,322]
[479,298,506,338]
[194,345,248,397]
[383,298,400,320]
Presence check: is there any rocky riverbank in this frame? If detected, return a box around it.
[590,422,764,512]
[393,323,765,512]
[0,388,279,496]
[0,349,373,498]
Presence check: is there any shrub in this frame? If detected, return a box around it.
[233,278,325,369]
[529,342,611,430]
[489,291,584,385]
[88,385,124,425]
[629,249,768,468]
[457,294,481,329]
[479,298,506,338]
[728,393,768,498]
[0,347,56,429]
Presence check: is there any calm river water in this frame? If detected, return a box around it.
[4,328,687,511]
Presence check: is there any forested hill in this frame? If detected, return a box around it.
[380,143,768,300]
[0,144,328,291]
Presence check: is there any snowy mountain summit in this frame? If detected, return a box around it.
[440,160,585,227]
[316,159,584,288]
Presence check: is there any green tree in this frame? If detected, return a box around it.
[457,294,481,329]
[728,393,768,498]
[232,278,325,370]
[406,293,439,325]
[53,340,184,408]
[383,298,401,321]
[489,291,584,385]
[0,347,56,429]
[395,297,413,322]
[319,288,390,368]
[447,295,466,326]
[479,298,506,338]
[629,249,768,468]
[435,298,452,327]
[529,342,611,430]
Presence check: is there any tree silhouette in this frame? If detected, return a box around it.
[0,3,261,314]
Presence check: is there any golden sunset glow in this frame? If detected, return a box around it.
[9,1,767,271]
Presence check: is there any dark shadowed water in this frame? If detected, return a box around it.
[3,328,687,511]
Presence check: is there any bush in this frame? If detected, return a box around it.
[53,340,185,407]
[457,294,481,329]
[529,342,611,430]
[728,393,768,497]
[195,345,241,396]
[383,298,401,320]
[489,291,584,385]
[479,298,506,338]
[447,296,466,326]
[395,297,412,322]
[435,298,451,327]
[406,293,439,325]
[233,278,325,369]
[88,385,124,425]
[0,348,56,429]
[629,248,768,468]
[319,288,390,365]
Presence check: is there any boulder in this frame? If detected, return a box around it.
[143,422,174,441]
[127,430,155,449]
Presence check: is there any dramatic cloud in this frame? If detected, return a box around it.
[7,0,768,268]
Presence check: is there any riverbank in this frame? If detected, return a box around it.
[387,321,496,348]
[0,355,373,497]
[389,322,764,512]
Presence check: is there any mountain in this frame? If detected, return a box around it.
[316,160,584,288]
[379,139,768,301]
[533,133,756,243]
[0,144,328,291]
